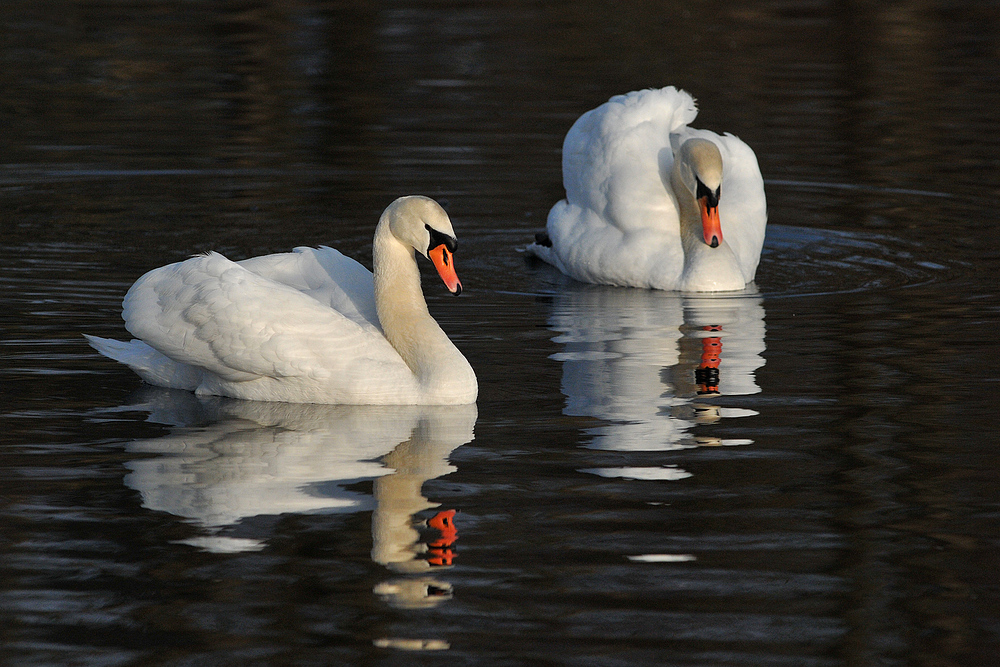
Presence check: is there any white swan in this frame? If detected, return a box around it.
[527,86,767,291]
[85,196,478,405]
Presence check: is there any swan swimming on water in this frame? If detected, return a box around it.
[527,86,767,291]
[86,196,478,405]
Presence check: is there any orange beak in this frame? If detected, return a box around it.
[699,198,723,248]
[429,244,462,295]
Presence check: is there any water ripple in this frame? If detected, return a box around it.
[757,224,956,298]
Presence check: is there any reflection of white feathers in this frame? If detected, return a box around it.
[119,389,476,553]
[547,285,765,451]
[581,466,693,481]
[373,577,453,610]
[682,294,767,397]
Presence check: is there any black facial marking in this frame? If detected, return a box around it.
[695,178,720,209]
[426,224,458,253]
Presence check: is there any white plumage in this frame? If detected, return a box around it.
[528,86,767,291]
[86,196,478,405]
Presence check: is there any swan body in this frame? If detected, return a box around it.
[527,86,766,291]
[86,196,477,405]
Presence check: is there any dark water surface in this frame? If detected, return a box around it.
[3,1,1000,665]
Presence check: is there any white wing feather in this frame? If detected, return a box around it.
[236,246,380,331]
[122,250,413,393]
[562,86,698,228]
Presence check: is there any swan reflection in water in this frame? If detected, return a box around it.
[545,283,766,478]
[117,389,475,609]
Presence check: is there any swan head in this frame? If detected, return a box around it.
[384,195,463,295]
[675,138,724,248]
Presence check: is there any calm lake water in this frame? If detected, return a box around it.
[3,1,1000,665]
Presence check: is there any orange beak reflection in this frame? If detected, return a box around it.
[699,198,723,248]
[429,244,462,295]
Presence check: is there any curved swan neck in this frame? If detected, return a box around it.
[373,219,428,319]
[372,218,452,378]
[670,160,707,254]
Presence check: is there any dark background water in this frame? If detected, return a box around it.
[3,1,1000,665]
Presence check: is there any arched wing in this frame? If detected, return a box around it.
[237,246,380,331]
[122,252,404,384]
[562,87,698,229]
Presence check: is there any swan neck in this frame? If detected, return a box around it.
[670,160,703,254]
[372,220,452,378]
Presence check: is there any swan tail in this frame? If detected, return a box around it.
[523,230,555,263]
[524,242,556,266]
[84,334,202,391]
